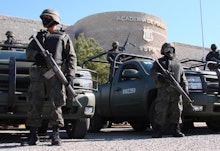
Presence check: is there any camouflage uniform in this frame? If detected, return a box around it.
[150,43,188,138]
[26,29,77,128]
[20,8,77,146]
[107,41,120,81]
[151,57,188,124]
[205,44,220,70]
[2,31,17,50]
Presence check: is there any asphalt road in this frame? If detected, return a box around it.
[0,123,219,151]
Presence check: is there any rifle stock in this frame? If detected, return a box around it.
[32,36,82,108]
[155,60,195,110]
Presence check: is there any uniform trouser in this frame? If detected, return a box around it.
[26,66,65,128]
[154,85,183,126]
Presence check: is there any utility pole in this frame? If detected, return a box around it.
[200,0,205,61]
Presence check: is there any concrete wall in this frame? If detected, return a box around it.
[0,15,68,44]
[66,11,167,57]
[0,14,210,61]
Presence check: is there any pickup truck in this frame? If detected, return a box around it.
[85,52,220,133]
[0,49,97,139]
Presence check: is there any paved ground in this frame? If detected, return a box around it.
[0,123,219,151]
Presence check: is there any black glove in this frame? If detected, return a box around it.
[34,53,46,66]
[157,74,166,83]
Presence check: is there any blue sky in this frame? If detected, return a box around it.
[0,0,219,48]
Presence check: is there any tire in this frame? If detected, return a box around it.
[206,118,220,132]
[88,113,105,133]
[65,118,89,139]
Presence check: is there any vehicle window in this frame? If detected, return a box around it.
[119,64,139,82]
[141,61,154,74]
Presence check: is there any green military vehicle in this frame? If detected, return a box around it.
[181,59,220,132]
[0,48,97,139]
[86,52,220,133]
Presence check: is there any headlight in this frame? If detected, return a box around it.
[186,75,202,90]
[84,106,94,115]
[193,105,204,112]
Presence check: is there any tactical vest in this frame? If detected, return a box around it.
[159,57,182,83]
[37,30,68,65]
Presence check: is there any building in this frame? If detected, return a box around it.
[0,15,68,44]
[66,11,167,58]
[0,12,210,60]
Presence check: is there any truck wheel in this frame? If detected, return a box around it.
[206,118,220,132]
[65,118,89,139]
[88,113,104,133]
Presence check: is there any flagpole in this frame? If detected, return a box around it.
[200,0,205,61]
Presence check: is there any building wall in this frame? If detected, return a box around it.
[0,13,210,61]
[66,11,167,58]
[173,42,209,61]
[0,15,68,44]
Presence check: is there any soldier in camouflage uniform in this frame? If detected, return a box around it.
[150,43,188,138]
[206,44,220,70]
[107,41,120,81]
[21,9,77,146]
[1,31,17,50]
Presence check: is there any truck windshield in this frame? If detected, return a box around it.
[140,61,154,73]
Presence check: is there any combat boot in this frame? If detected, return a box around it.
[172,124,185,137]
[152,124,162,138]
[21,127,39,146]
[51,125,61,146]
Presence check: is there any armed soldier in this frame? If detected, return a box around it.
[107,41,121,81]
[1,31,17,50]
[107,41,120,63]
[205,44,220,94]
[21,9,77,146]
[206,44,220,70]
[150,43,188,138]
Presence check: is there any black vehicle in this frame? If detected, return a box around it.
[181,59,220,132]
[0,49,97,139]
[86,53,220,132]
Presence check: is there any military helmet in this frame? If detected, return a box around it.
[161,42,175,55]
[211,44,217,51]
[112,41,119,47]
[5,31,15,37]
[40,9,60,24]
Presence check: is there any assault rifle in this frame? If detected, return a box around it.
[155,60,195,110]
[32,36,82,108]
[119,33,130,52]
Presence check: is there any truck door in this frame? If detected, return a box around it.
[110,63,146,117]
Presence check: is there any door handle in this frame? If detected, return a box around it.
[115,87,122,92]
